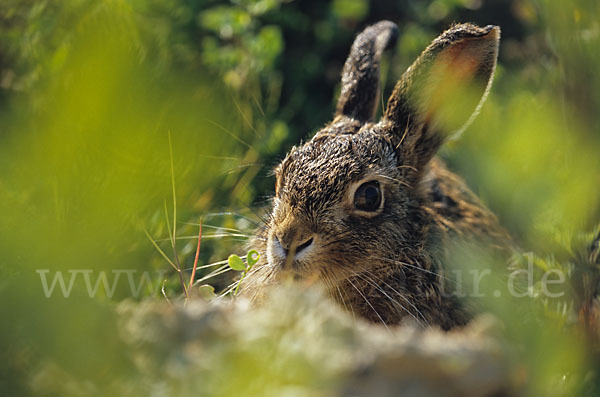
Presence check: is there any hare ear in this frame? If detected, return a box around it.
[383,24,500,171]
[335,21,398,123]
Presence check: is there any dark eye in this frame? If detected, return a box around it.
[354,181,382,212]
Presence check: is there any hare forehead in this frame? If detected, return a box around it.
[284,133,396,180]
[278,132,397,209]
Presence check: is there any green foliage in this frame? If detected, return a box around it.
[247,249,260,267]
[228,254,247,271]
[228,249,260,295]
[1,0,600,396]
[332,0,368,20]
[197,283,217,299]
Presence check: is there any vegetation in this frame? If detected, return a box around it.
[0,0,599,395]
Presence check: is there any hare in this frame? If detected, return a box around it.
[241,21,513,330]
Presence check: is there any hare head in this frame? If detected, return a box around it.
[243,21,502,329]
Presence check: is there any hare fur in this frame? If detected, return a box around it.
[242,21,512,330]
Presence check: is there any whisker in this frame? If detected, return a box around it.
[327,271,355,322]
[337,285,355,321]
[376,277,429,326]
[321,234,354,249]
[181,223,248,234]
[322,272,352,320]
[395,113,411,149]
[245,265,275,302]
[195,154,240,161]
[193,265,231,285]
[236,198,271,228]
[217,278,242,299]
[251,93,266,117]
[232,96,260,137]
[201,212,261,226]
[221,163,263,176]
[376,174,411,188]
[346,277,391,334]
[371,256,457,285]
[183,255,247,272]
[206,118,253,148]
[380,85,386,116]
[353,271,426,328]
[353,272,410,320]
[398,164,418,172]
[155,234,254,242]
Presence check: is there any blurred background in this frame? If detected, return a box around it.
[0,0,599,395]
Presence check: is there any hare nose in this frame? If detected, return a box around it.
[275,231,314,255]
[295,236,314,254]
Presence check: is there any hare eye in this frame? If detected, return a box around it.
[354,181,382,212]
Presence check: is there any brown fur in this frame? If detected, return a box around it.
[241,22,512,330]
[575,230,600,346]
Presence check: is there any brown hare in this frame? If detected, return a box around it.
[241,21,513,330]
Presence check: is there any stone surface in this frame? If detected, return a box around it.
[110,286,517,396]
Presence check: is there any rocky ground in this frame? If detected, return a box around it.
[29,286,522,396]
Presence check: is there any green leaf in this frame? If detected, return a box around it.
[197,284,216,301]
[228,254,247,271]
[247,249,260,268]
